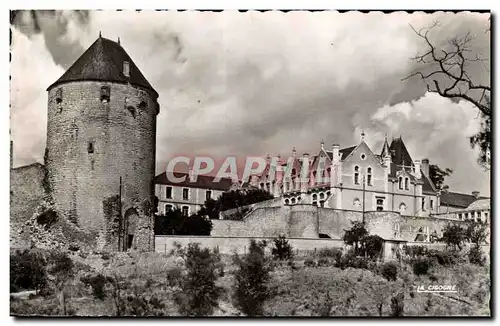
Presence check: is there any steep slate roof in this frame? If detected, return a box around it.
[339,146,357,160]
[389,137,414,169]
[422,174,437,193]
[440,191,488,208]
[47,36,158,98]
[154,172,233,191]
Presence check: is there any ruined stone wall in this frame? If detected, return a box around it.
[46,81,158,250]
[10,163,46,248]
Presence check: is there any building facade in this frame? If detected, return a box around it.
[154,172,233,215]
[45,35,159,251]
[253,132,441,217]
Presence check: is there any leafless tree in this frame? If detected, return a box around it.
[403,20,491,169]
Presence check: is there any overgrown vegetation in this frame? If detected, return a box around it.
[10,249,47,293]
[155,208,213,236]
[174,243,221,316]
[271,235,293,261]
[233,239,273,316]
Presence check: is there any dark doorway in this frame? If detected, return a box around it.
[127,235,134,249]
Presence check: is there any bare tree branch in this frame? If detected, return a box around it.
[402,22,490,116]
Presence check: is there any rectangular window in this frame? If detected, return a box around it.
[166,186,172,199]
[430,199,434,210]
[376,197,384,211]
[123,61,130,77]
[182,188,189,200]
[206,190,212,201]
[367,175,372,186]
[458,213,463,220]
[165,204,173,213]
[354,173,359,185]
[87,141,94,154]
[421,198,425,211]
[182,206,189,216]
[405,178,409,190]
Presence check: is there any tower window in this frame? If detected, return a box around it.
[100,86,110,102]
[55,88,63,104]
[182,188,189,200]
[87,141,94,154]
[123,61,130,77]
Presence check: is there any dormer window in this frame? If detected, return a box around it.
[123,61,130,77]
[55,88,63,104]
[398,177,403,190]
[100,86,110,103]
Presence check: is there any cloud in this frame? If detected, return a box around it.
[10,10,490,195]
[366,92,489,195]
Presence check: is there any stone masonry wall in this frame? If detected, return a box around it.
[46,81,158,251]
[10,163,46,248]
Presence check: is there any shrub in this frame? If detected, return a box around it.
[403,245,428,258]
[361,235,384,259]
[47,251,75,282]
[80,273,109,300]
[380,262,398,281]
[166,267,183,287]
[10,249,47,293]
[233,239,273,316]
[36,208,58,229]
[100,252,111,260]
[317,257,331,267]
[342,221,368,254]
[468,246,486,266]
[412,257,433,276]
[390,292,404,316]
[175,243,221,316]
[271,235,293,261]
[318,247,342,259]
[304,258,316,267]
[427,249,457,266]
[441,223,467,250]
[335,250,370,270]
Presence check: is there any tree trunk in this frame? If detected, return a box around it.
[58,288,66,315]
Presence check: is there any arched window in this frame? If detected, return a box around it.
[319,193,325,200]
[354,166,360,185]
[398,177,403,190]
[312,201,317,206]
[260,183,264,189]
[291,198,296,204]
[266,182,270,192]
[100,85,110,102]
[284,199,290,205]
[367,167,372,186]
[399,203,407,214]
[405,177,409,190]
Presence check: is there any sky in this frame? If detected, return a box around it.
[10,10,491,196]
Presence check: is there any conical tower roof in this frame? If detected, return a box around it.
[47,36,158,98]
[380,135,391,158]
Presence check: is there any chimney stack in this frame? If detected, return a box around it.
[472,191,480,199]
[414,160,422,179]
[421,158,430,177]
[332,144,340,163]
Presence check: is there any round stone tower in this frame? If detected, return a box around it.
[45,35,159,251]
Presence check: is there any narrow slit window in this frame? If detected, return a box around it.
[87,142,94,154]
[55,88,63,104]
[100,86,110,103]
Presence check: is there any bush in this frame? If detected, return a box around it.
[304,258,316,267]
[403,245,428,258]
[233,239,273,316]
[335,250,370,270]
[361,235,384,259]
[317,257,331,267]
[80,273,110,300]
[271,235,293,261]
[468,246,486,266]
[390,292,404,316]
[412,257,433,276]
[175,243,221,316]
[318,248,342,259]
[10,249,47,293]
[427,249,458,266]
[166,267,183,287]
[380,262,398,281]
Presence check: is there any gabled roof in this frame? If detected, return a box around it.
[440,191,488,208]
[47,36,158,98]
[154,172,233,191]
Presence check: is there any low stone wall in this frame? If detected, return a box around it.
[155,235,344,255]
